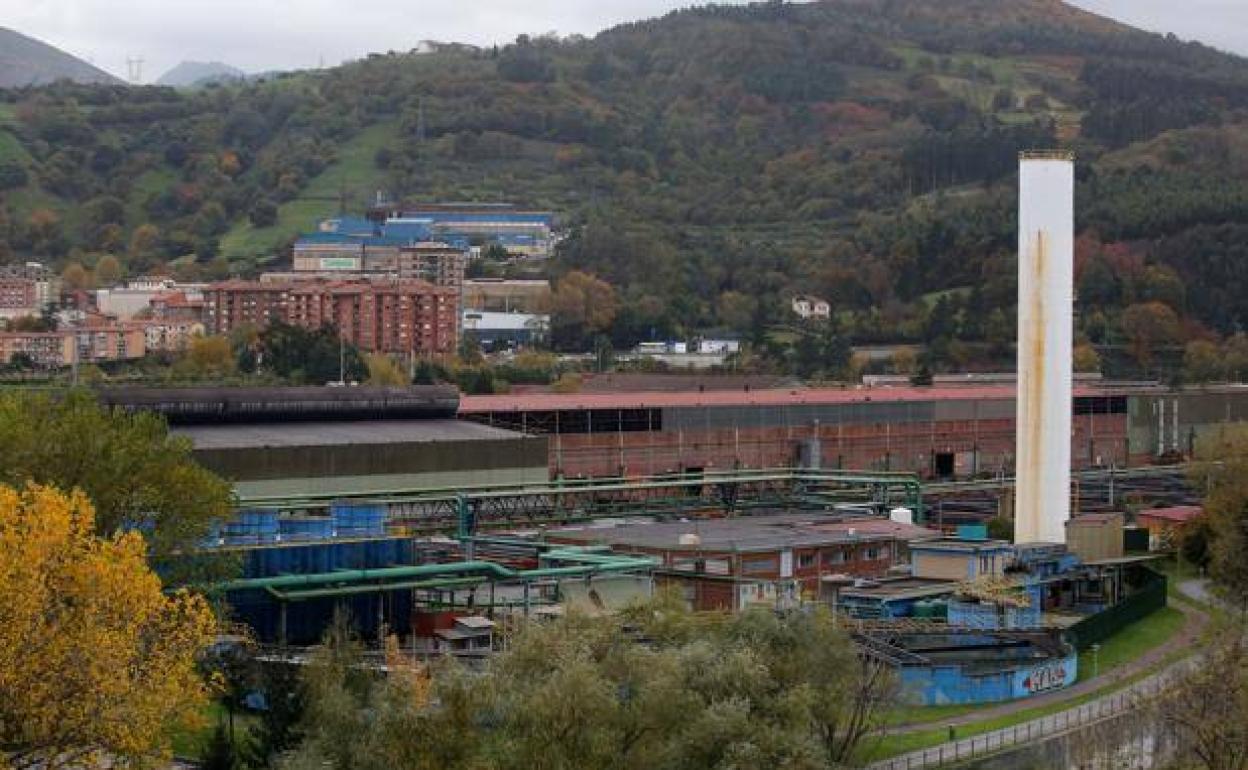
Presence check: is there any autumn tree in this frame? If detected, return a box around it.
[175,335,238,379]
[94,253,123,287]
[1073,343,1102,373]
[1120,301,1181,373]
[62,260,91,290]
[129,223,161,261]
[550,270,617,351]
[1184,339,1224,384]
[0,390,233,569]
[364,353,409,386]
[1191,425,1248,615]
[0,483,217,769]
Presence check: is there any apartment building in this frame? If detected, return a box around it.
[207,279,457,356]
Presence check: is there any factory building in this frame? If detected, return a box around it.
[459,384,1248,484]
[550,512,939,612]
[99,386,548,500]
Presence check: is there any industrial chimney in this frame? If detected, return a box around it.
[1015,151,1075,545]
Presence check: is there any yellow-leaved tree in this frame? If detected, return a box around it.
[0,484,217,769]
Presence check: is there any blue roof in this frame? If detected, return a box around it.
[399,212,552,226]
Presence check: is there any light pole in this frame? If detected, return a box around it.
[1091,643,1101,679]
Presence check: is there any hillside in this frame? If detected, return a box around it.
[156,61,246,88]
[0,27,123,88]
[2,0,1248,372]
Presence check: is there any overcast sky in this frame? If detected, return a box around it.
[6,0,1248,83]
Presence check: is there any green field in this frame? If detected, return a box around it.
[219,120,400,258]
[1076,605,1185,683]
[0,129,30,164]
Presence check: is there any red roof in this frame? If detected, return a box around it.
[459,385,1118,413]
[1137,506,1204,524]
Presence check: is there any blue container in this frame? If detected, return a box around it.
[957,524,989,541]
[279,517,334,542]
[330,502,387,537]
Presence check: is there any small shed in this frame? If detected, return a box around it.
[1066,513,1124,563]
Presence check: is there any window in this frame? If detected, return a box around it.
[798,553,816,569]
[865,548,880,561]
[823,549,847,565]
[741,557,778,576]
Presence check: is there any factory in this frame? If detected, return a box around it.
[459,383,1248,483]
[99,386,549,499]
[164,153,1177,706]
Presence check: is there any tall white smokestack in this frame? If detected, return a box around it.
[1015,151,1075,545]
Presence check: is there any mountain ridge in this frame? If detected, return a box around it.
[156,60,247,88]
[0,27,123,88]
[2,0,1248,369]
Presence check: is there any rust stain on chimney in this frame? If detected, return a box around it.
[1022,229,1047,541]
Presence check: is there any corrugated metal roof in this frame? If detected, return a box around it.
[551,512,924,552]
[1137,506,1203,523]
[172,419,529,450]
[459,385,1116,413]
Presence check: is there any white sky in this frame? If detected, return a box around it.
[5,0,1246,83]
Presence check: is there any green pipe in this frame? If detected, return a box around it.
[267,575,488,601]
[218,553,658,593]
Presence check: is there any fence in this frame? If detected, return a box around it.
[868,658,1197,770]
[1066,570,1168,650]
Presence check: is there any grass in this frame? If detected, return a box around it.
[0,129,31,164]
[859,604,1189,763]
[169,700,258,760]
[219,119,400,259]
[1075,605,1184,683]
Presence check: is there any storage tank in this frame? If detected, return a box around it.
[1015,151,1075,545]
[889,507,914,526]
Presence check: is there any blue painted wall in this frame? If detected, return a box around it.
[899,651,1078,705]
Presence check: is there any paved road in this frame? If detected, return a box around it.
[865,583,1212,769]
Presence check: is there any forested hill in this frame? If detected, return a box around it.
[3,0,1248,365]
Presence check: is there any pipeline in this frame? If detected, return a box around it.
[217,548,658,596]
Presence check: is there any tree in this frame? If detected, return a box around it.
[550,271,617,351]
[202,722,244,770]
[1120,301,1181,373]
[283,595,893,770]
[364,353,409,386]
[129,223,161,260]
[246,663,305,769]
[0,483,216,769]
[1184,339,1223,384]
[1153,632,1248,770]
[1073,343,1102,373]
[260,322,367,385]
[177,335,238,379]
[0,159,28,190]
[0,390,233,568]
[249,200,279,228]
[1191,425,1248,614]
[95,254,123,287]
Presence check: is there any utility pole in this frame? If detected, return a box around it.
[126,56,145,83]
[338,334,345,385]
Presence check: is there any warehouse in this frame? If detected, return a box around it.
[100,386,548,500]
[460,383,1248,483]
